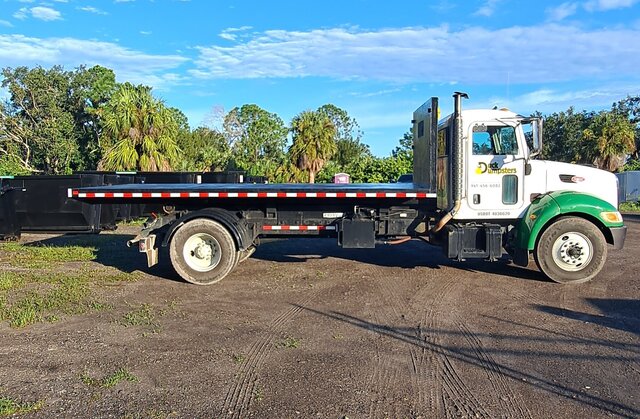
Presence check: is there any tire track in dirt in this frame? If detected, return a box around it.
[456,319,533,418]
[374,270,436,417]
[413,278,494,419]
[220,289,323,419]
[364,313,406,419]
[364,267,487,418]
[362,269,414,419]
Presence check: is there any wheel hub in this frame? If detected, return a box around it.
[183,233,221,272]
[194,243,213,259]
[552,232,593,272]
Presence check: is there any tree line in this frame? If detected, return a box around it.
[0,65,637,182]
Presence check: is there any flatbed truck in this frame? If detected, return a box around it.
[70,93,627,285]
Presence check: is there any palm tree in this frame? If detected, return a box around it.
[289,110,337,183]
[99,83,179,171]
[583,111,636,172]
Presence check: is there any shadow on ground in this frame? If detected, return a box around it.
[252,238,549,283]
[22,233,550,283]
[535,299,640,336]
[297,304,640,418]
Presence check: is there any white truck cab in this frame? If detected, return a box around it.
[414,93,626,283]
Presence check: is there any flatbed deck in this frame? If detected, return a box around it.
[70,183,436,201]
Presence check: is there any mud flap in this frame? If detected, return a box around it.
[138,234,158,267]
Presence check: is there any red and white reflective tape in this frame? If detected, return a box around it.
[69,189,434,200]
[262,225,337,231]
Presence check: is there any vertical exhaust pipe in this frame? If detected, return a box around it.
[432,92,468,233]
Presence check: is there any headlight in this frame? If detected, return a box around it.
[600,211,623,223]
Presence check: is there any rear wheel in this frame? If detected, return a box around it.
[169,219,238,285]
[534,217,607,284]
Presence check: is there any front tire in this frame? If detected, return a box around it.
[169,219,238,285]
[534,217,607,284]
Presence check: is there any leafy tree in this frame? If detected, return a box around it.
[0,65,78,174]
[223,104,288,178]
[612,96,640,160]
[393,130,413,160]
[541,107,594,163]
[582,111,636,172]
[69,65,117,168]
[175,127,230,172]
[317,104,369,167]
[99,83,179,171]
[622,158,640,171]
[289,110,337,183]
[0,65,117,174]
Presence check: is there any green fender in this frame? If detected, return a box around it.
[515,191,623,251]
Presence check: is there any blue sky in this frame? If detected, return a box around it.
[1,0,640,156]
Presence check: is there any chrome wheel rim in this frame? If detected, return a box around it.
[552,232,593,272]
[183,233,221,272]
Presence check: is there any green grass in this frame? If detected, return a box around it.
[117,218,148,227]
[620,201,640,213]
[0,396,43,416]
[0,268,141,328]
[120,303,164,335]
[0,242,96,268]
[121,303,157,327]
[253,387,264,402]
[81,368,138,389]
[275,336,301,349]
[0,241,143,328]
[232,353,246,364]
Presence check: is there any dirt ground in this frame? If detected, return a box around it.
[1,217,639,419]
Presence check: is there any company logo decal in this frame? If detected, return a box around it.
[476,162,517,175]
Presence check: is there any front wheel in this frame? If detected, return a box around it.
[169,219,238,285]
[534,217,607,284]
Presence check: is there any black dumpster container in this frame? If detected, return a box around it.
[200,171,245,184]
[6,174,104,233]
[0,178,21,240]
[75,171,137,223]
[135,172,199,185]
[245,175,268,184]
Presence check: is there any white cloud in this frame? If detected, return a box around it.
[0,34,188,88]
[584,0,639,11]
[474,0,502,17]
[140,31,152,35]
[13,8,29,20]
[546,2,579,21]
[77,6,107,15]
[0,20,13,27]
[492,84,640,113]
[190,25,640,86]
[219,26,253,42]
[31,6,62,21]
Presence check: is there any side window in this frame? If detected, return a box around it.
[472,132,493,155]
[437,127,449,157]
[472,125,518,155]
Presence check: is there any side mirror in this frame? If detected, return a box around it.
[530,118,543,158]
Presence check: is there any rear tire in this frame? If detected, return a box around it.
[169,219,238,285]
[534,217,606,284]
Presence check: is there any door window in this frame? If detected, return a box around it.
[472,125,518,155]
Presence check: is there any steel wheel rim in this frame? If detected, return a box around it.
[183,233,222,272]
[551,232,593,272]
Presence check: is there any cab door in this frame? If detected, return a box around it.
[467,122,525,216]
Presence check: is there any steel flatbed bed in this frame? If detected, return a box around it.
[70,182,435,201]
